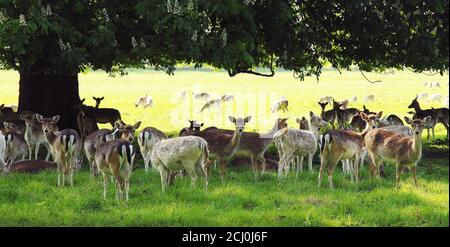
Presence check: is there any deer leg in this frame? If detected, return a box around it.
[250,155,258,181]
[34,143,40,160]
[284,153,294,178]
[354,154,360,183]
[328,154,341,189]
[277,153,285,180]
[102,173,108,199]
[159,166,168,193]
[432,126,435,140]
[411,165,419,187]
[144,157,149,173]
[28,143,33,160]
[259,155,267,176]
[395,165,402,188]
[57,164,61,187]
[219,158,226,184]
[427,128,430,141]
[318,154,326,188]
[308,153,313,172]
[186,167,198,189]
[296,156,304,179]
[125,179,130,202]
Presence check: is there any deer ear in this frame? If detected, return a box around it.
[0,104,4,108]
[422,116,432,125]
[244,116,252,123]
[404,116,413,125]
[81,98,85,103]
[92,96,96,100]
[52,115,60,124]
[360,112,368,120]
[296,118,301,124]
[101,97,104,100]
[309,111,315,118]
[36,114,44,123]
[133,121,142,129]
[3,122,9,129]
[20,114,26,120]
[228,116,236,123]
[377,111,383,118]
[115,122,123,130]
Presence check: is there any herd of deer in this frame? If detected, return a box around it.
[0,95,448,202]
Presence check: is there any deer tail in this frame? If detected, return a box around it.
[321,132,332,153]
[118,143,135,168]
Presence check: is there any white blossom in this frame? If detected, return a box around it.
[166,0,172,13]
[103,8,110,22]
[131,36,138,48]
[58,38,67,51]
[140,38,146,48]
[221,28,227,47]
[19,14,26,25]
[191,30,198,42]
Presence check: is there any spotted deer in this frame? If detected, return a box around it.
[151,136,210,193]
[335,100,359,129]
[318,112,381,188]
[2,122,28,165]
[84,128,119,177]
[95,140,135,201]
[277,112,329,178]
[318,102,338,128]
[364,116,432,187]
[408,97,438,141]
[184,116,251,183]
[138,126,167,172]
[20,111,51,161]
[36,115,82,187]
[93,96,104,108]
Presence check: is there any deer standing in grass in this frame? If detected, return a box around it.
[95,139,135,201]
[138,126,167,172]
[20,111,51,161]
[184,116,251,183]
[275,112,329,178]
[36,115,82,187]
[84,128,119,177]
[318,112,381,188]
[407,97,438,141]
[318,102,338,128]
[2,122,28,165]
[364,116,432,187]
[151,136,210,193]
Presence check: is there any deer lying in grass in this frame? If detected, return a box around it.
[318,112,381,188]
[365,116,432,187]
[277,112,329,178]
[20,111,52,161]
[95,139,135,201]
[84,128,119,177]
[151,136,210,193]
[318,102,338,128]
[36,115,82,187]
[2,122,28,165]
[408,97,438,141]
[184,116,251,183]
[138,126,167,172]
[1,160,56,174]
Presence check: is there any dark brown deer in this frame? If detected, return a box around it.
[318,102,338,128]
[1,160,56,174]
[335,100,359,129]
[93,96,104,108]
[408,97,438,141]
[78,98,123,127]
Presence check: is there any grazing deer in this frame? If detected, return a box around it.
[77,106,99,141]
[318,112,381,188]
[408,97,438,141]
[20,111,52,161]
[221,94,234,102]
[184,116,251,183]
[95,140,135,201]
[2,122,28,165]
[363,95,375,103]
[36,115,82,187]
[277,112,328,178]
[93,96,104,108]
[135,94,153,108]
[151,136,210,193]
[193,92,211,101]
[204,118,288,179]
[386,114,404,126]
[84,128,119,177]
[365,116,432,187]
[271,97,289,113]
[1,160,56,174]
[138,126,167,172]
[318,102,338,128]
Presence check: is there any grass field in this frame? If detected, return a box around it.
[0,68,449,226]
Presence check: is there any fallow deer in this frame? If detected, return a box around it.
[193,92,211,101]
[200,98,222,112]
[408,97,438,141]
[364,116,432,187]
[386,114,404,126]
[77,106,99,142]
[115,121,141,142]
[432,107,449,139]
[184,116,251,183]
[2,122,28,165]
[138,126,167,172]
[36,114,82,187]
[20,111,52,161]
[271,97,289,113]
[179,120,204,136]
[151,136,210,192]
[318,102,338,128]
[297,117,309,130]
[135,94,153,108]
[1,160,56,174]
[318,112,381,188]
[79,98,123,127]
[84,128,119,177]
[335,100,359,129]
[95,140,135,201]
[93,96,104,108]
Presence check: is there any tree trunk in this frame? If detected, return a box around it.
[18,72,81,130]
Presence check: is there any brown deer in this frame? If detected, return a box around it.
[296,117,309,130]
[335,100,359,129]
[95,140,135,201]
[431,107,449,139]
[115,121,141,142]
[36,114,82,187]
[318,102,338,128]
[408,97,438,141]
[84,128,119,177]
[364,116,432,187]
[179,120,204,136]
[93,96,104,108]
[79,98,123,127]
[2,122,28,165]
[386,114,404,126]
[1,160,56,174]
[184,116,251,183]
[318,112,382,188]
[20,111,52,161]
[77,106,99,142]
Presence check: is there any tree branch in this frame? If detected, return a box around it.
[227,67,275,77]
[360,70,382,83]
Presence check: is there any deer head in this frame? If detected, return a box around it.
[408,97,419,109]
[405,116,432,136]
[309,111,329,129]
[20,111,37,128]
[228,116,251,133]
[116,121,141,142]
[93,96,104,108]
[360,111,383,130]
[36,115,60,134]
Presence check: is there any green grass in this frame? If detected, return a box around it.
[0,68,448,226]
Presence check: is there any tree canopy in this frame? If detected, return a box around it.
[1,0,448,79]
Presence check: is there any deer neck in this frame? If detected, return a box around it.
[309,124,321,139]
[230,129,242,150]
[264,120,282,138]
[44,131,58,146]
[412,132,423,160]
[413,103,422,113]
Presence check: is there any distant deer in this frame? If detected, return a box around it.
[318,102,338,128]
[93,96,104,108]
[221,94,234,102]
[95,140,135,201]
[138,126,167,173]
[271,97,289,113]
[365,116,432,187]
[432,107,449,139]
[184,116,251,183]
[319,96,334,105]
[363,95,375,103]
[19,111,52,161]
[193,92,211,101]
[408,97,438,141]
[151,136,210,193]
[277,112,329,178]
[135,94,153,108]
[84,128,119,177]
[36,115,82,187]
[200,98,222,112]
[318,112,381,188]
[77,106,99,141]
[2,122,28,165]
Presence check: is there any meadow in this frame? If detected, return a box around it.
[0,68,448,226]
